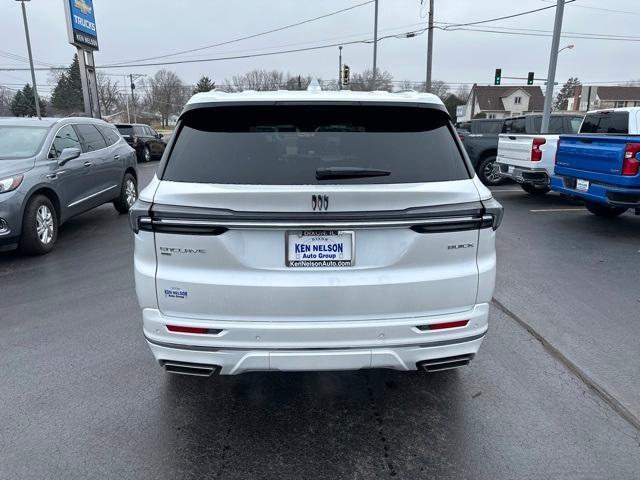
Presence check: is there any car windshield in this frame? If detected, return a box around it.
[0,126,49,159]
[163,105,469,185]
[116,125,134,136]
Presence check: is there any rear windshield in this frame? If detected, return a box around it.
[580,111,629,134]
[115,125,134,136]
[162,105,469,185]
[473,120,503,134]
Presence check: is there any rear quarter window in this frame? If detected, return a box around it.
[162,105,470,185]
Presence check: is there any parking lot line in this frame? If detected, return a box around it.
[529,208,585,213]
[490,189,521,192]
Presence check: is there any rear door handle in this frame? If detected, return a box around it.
[114,154,120,160]
[84,161,93,167]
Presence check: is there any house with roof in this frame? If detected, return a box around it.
[459,85,545,121]
[568,85,640,111]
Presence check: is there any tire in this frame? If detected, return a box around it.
[477,156,504,186]
[113,173,138,214]
[138,145,151,163]
[18,195,58,255]
[521,183,550,195]
[584,201,627,218]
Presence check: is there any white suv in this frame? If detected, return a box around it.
[130,89,502,377]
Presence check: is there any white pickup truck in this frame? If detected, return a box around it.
[496,114,583,195]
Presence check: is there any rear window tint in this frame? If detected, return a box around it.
[96,124,120,146]
[116,125,133,136]
[580,111,629,134]
[162,105,469,185]
[472,120,503,134]
[75,124,107,152]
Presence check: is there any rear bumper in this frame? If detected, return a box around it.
[551,176,640,208]
[496,163,549,185]
[142,304,489,375]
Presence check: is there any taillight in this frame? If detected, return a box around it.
[531,137,546,162]
[458,133,465,142]
[622,143,640,176]
[555,139,561,165]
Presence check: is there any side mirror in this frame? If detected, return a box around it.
[58,147,81,166]
[157,133,163,139]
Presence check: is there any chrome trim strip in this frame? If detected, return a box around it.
[151,215,492,230]
[144,332,486,352]
[68,184,118,208]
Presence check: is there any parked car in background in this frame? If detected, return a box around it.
[0,117,138,254]
[131,89,502,378]
[115,123,166,162]
[458,118,505,185]
[551,108,640,216]
[461,114,583,186]
[495,113,584,195]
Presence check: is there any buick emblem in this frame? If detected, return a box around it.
[312,194,329,211]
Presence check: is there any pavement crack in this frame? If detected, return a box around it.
[365,373,397,477]
[215,395,238,478]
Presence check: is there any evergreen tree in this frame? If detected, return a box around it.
[554,77,581,111]
[193,75,215,94]
[10,84,46,117]
[51,54,83,115]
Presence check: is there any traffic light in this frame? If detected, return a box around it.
[342,64,350,87]
[527,72,535,85]
[494,68,502,85]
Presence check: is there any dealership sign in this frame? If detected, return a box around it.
[64,0,99,50]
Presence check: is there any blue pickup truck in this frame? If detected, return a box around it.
[551,108,640,217]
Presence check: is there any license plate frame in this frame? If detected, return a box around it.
[286,230,354,268]
[576,179,590,192]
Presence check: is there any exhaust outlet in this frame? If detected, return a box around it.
[161,361,220,377]
[418,354,474,373]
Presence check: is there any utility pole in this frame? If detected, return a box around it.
[130,74,136,123]
[17,0,40,119]
[426,0,434,93]
[541,0,565,133]
[372,0,379,89]
[338,46,343,91]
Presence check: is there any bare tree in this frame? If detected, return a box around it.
[427,80,450,99]
[0,86,13,116]
[146,70,188,127]
[349,68,393,92]
[226,69,284,91]
[455,84,471,102]
[96,73,121,115]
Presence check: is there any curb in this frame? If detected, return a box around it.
[492,298,640,432]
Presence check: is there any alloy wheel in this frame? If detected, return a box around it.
[36,205,54,245]
[125,179,137,207]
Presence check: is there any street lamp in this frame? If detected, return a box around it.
[338,46,343,91]
[558,44,575,54]
[15,0,41,119]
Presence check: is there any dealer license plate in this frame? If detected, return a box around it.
[576,179,590,192]
[508,166,515,174]
[286,231,354,267]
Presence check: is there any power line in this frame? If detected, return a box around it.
[100,0,375,67]
[441,0,578,30]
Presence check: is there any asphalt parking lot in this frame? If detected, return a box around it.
[1,167,639,480]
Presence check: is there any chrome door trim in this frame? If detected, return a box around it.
[67,184,118,208]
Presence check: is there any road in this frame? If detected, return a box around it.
[1,167,639,480]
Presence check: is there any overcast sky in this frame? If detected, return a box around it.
[1,0,638,97]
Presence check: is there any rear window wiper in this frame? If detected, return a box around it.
[316,167,391,180]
